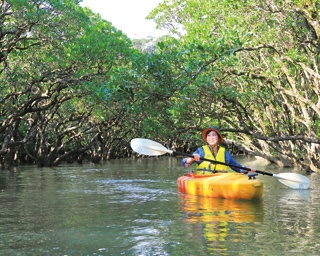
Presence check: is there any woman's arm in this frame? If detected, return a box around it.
[225,151,256,173]
[225,151,246,173]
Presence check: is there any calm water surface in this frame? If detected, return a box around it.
[0,157,319,256]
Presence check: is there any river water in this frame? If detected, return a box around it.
[0,156,319,256]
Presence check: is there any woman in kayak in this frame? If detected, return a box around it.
[181,126,256,175]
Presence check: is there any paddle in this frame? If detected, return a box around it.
[130,138,310,189]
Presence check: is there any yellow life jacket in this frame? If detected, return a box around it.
[196,145,229,175]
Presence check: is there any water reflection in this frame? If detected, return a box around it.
[278,188,311,205]
[180,194,264,222]
[179,194,264,254]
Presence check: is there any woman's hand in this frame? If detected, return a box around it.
[186,154,200,164]
[192,154,200,162]
[245,167,256,173]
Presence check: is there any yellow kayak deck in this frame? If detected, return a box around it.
[177,172,263,200]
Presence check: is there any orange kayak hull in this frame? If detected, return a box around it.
[177,173,263,200]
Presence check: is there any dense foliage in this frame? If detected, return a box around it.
[0,0,319,172]
[0,0,136,167]
[147,0,320,172]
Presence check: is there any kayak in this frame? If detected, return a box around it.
[177,172,263,200]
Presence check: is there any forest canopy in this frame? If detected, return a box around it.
[0,0,319,173]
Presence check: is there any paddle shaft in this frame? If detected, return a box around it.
[176,151,273,176]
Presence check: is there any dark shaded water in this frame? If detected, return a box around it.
[0,157,319,255]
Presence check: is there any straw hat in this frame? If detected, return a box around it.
[201,126,224,143]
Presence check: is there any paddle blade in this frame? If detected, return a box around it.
[130,138,173,156]
[273,173,310,189]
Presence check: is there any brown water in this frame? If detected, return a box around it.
[0,157,318,255]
